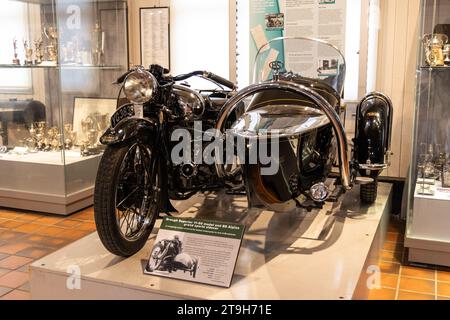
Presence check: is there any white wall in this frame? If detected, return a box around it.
[170,0,231,89]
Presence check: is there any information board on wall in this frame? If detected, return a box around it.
[249,0,347,82]
[144,217,245,288]
[140,7,170,70]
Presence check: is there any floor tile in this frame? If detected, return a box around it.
[380,250,403,263]
[34,216,64,226]
[401,265,435,280]
[13,223,44,234]
[14,213,41,222]
[0,286,12,297]
[37,226,66,237]
[57,229,91,241]
[378,261,401,274]
[0,271,29,288]
[16,246,52,259]
[0,268,10,277]
[397,291,435,300]
[0,230,26,242]
[0,212,20,220]
[380,273,399,289]
[386,232,403,243]
[78,221,97,232]
[0,220,25,229]
[0,255,33,270]
[0,242,32,255]
[16,264,30,273]
[383,241,403,252]
[55,219,82,228]
[437,268,450,283]
[399,277,435,294]
[18,282,30,292]
[437,282,450,297]
[367,288,396,300]
[0,289,31,300]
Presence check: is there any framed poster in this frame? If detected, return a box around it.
[73,97,116,143]
[140,7,170,70]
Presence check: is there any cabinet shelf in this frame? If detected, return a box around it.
[0,64,123,70]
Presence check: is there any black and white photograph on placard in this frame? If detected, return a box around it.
[145,233,199,279]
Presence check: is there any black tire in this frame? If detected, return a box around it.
[94,144,158,257]
[360,180,378,204]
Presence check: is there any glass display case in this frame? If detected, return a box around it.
[406,0,450,266]
[0,0,128,214]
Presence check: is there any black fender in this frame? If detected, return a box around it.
[99,117,157,146]
[354,92,393,176]
[99,117,176,214]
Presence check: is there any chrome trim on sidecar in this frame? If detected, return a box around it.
[215,80,353,190]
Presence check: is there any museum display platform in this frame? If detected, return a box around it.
[29,183,392,300]
[0,152,101,215]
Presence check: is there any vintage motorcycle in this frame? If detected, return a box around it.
[94,37,393,257]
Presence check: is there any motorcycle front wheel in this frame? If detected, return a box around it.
[94,143,159,257]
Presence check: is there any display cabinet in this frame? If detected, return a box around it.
[0,0,128,214]
[405,0,450,266]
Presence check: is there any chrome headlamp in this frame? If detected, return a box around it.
[123,67,157,104]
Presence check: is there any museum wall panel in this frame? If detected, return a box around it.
[376,0,420,178]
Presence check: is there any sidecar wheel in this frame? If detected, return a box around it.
[94,144,159,257]
[360,180,378,204]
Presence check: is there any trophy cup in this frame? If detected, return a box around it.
[12,38,20,65]
[423,33,448,67]
[444,44,450,66]
[34,38,43,64]
[44,26,58,64]
[23,40,33,65]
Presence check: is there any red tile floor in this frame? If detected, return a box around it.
[0,206,448,300]
[0,207,95,300]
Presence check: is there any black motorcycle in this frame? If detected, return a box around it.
[94,37,393,257]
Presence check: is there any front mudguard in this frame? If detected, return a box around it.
[99,117,157,147]
[99,117,177,214]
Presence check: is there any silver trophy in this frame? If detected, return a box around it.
[44,26,58,63]
[12,38,20,65]
[23,40,33,65]
[34,38,44,64]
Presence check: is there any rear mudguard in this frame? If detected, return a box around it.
[354,92,393,176]
[99,117,177,214]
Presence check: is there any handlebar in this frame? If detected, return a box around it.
[115,68,236,90]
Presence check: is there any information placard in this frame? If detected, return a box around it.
[144,217,245,288]
[140,7,170,70]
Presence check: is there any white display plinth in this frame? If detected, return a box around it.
[30,184,392,300]
[0,151,101,215]
[405,182,450,267]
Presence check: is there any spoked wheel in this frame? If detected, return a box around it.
[94,143,159,257]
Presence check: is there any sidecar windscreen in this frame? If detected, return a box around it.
[253,37,346,96]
